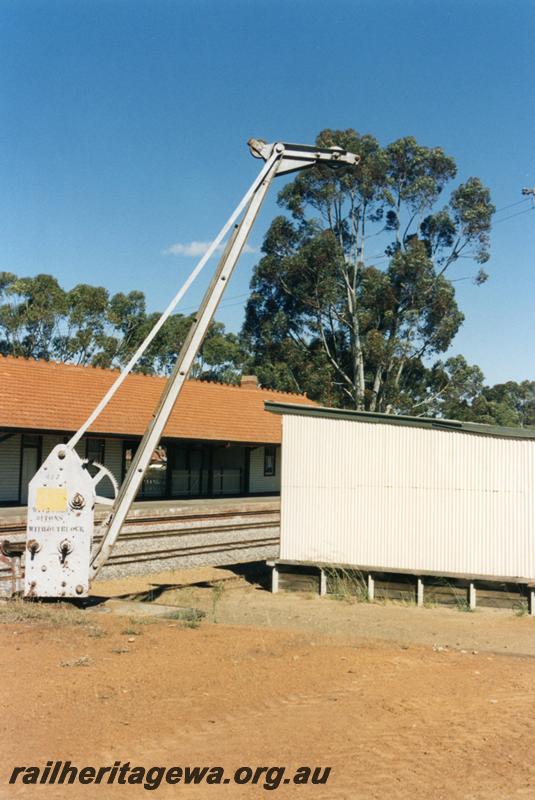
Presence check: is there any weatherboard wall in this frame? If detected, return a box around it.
[278,413,535,581]
[249,446,281,494]
[0,434,21,503]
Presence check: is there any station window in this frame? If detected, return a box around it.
[22,434,40,449]
[86,438,105,464]
[264,446,276,477]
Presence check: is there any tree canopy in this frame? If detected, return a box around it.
[0,271,244,381]
[242,129,495,413]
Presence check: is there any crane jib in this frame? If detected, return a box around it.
[22,140,360,599]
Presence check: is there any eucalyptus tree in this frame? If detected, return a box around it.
[0,271,243,380]
[243,129,494,412]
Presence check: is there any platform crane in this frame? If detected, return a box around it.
[22,139,360,598]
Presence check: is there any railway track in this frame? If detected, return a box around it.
[0,499,281,595]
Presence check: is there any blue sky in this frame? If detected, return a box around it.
[1,0,534,385]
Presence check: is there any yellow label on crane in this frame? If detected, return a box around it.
[35,487,68,512]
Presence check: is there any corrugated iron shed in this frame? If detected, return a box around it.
[266,401,535,582]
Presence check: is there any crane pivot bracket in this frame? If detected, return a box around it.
[247,138,360,175]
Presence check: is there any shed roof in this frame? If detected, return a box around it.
[0,356,315,444]
[265,401,535,440]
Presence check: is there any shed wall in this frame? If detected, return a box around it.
[279,415,535,580]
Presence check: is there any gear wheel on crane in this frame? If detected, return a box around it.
[81,459,119,508]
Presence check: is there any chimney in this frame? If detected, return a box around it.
[240,374,259,389]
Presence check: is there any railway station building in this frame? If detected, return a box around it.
[0,356,315,506]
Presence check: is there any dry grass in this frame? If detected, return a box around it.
[125,615,161,626]
[60,655,92,668]
[0,598,90,626]
[121,626,143,636]
[162,607,205,628]
[87,625,107,638]
[325,567,369,603]
[210,581,226,623]
[513,600,529,617]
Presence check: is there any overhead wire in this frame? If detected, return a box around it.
[168,197,535,324]
[493,206,535,226]
[176,291,250,314]
[494,198,530,214]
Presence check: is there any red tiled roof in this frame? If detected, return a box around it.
[0,356,316,444]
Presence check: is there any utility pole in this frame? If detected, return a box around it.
[522,187,535,198]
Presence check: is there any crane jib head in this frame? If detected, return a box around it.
[247,138,360,172]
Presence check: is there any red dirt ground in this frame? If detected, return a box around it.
[2,588,535,800]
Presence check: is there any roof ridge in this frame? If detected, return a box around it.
[0,355,310,399]
[0,354,123,376]
[187,378,307,398]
